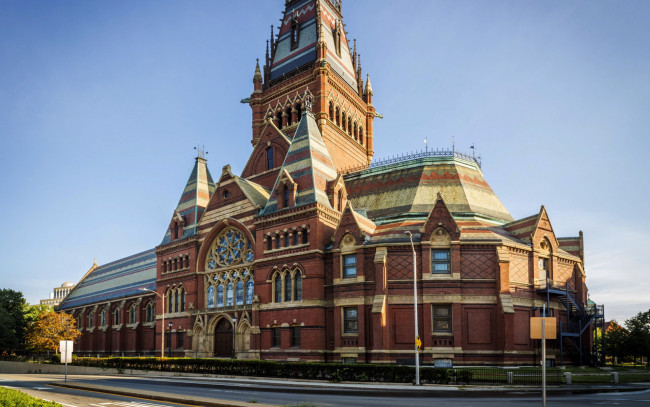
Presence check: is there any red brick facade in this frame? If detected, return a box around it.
[62,0,599,366]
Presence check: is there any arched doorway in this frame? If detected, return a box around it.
[214,318,233,357]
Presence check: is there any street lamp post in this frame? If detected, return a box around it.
[140,288,165,359]
[405,231,420,386]
[168,322,173,357]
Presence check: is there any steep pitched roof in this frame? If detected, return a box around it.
[161,157,216,244]
[57,249,157,310]
[260,109,338,215]
[270,0,357,89]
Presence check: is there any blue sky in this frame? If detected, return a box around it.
[1,1,648,324]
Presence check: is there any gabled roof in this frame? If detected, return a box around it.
[270,0,357,90]
[260,110,338,215]
[161,157,215,244]
[57,249,157,310]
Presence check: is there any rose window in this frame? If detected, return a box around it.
[206,227,254,269]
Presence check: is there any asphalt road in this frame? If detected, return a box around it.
[2,373,650,407]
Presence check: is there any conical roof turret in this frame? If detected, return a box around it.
[161,155,216,243]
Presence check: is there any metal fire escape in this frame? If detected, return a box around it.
[537,278,605,366]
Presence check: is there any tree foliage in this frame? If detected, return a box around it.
[0,289,27,351]
[624,310,650,365]
[23,304,53,325]
[25,311,80,353]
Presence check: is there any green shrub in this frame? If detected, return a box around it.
[0,387,62,407]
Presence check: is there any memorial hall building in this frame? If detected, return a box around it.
[59,0,603,366]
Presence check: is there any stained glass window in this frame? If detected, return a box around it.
[217,284,224,307]
[226,282,234,306]
[207,286,214,308]
[236,281,244,306]
[275,275,282,303]
[295,273,302,301]
[285,275,292,302]
[245,280,254,304]
[206,227,254,269]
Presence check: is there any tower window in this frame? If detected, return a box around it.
[290,15,300,50]
[266,147,274,170]
[343,307,358,334]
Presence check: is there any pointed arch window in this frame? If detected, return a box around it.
[266,147,274,170]
[129,304,136,324]
[235,281,244,306]
[329,102,334,120]
[226,282,234,306]
[294,273,302,301]
[207,286,215,308]
[100,309,106,327]
[290,15,300,50]
[245,280,254,305]
[276,111,283,129]
[285,275,292,302]
[216,284,224,307]
[283,185,289,208]
[274,274,282,303]
[89,313,94,328]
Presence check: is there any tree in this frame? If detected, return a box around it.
[0,289,27,352]
[25,311,80,354]
[23,304,52,325]
[604,323,629,364]
[624,310,650,366]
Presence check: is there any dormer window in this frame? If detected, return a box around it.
[333,21,342,56]
[283,185,289,208]
[290,16,300,50]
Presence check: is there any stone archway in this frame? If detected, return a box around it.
[214,318,233,357]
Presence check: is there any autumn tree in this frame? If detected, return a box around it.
[25,311,80,354]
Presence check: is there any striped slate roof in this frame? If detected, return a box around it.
[271,0,357,89]
[261,110,337,215]
[57,249,156,310]
[344,155,513,225]
[161,157,216,244]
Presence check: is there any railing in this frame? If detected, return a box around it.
[339,149,481,175]
[447,368,565,385]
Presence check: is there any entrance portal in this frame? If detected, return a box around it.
[214,318,233,357]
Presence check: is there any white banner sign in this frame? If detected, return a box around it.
[59,340,73,364]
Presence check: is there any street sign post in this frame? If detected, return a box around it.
[530,313,556,407]
[59,340,73,383]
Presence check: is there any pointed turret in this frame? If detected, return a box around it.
[268,0,357,90]
[161,154,216,244]
[253,59,263,93]
[260,101,338,215]
[364,73,373,104]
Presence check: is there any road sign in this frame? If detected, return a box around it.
[530,317,557,339]
[59,341,73,363]
[416,335,422,351]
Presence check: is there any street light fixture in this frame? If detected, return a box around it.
[139,288,165,359]
[405,231,420,386]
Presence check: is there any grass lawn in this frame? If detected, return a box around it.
[0,386,62,407]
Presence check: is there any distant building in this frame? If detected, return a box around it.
[59,0,604,365]
[41,281,76,307]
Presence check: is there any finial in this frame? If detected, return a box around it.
[364,73,373,95]
[194,144,208,159]
[254,58,262,81]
